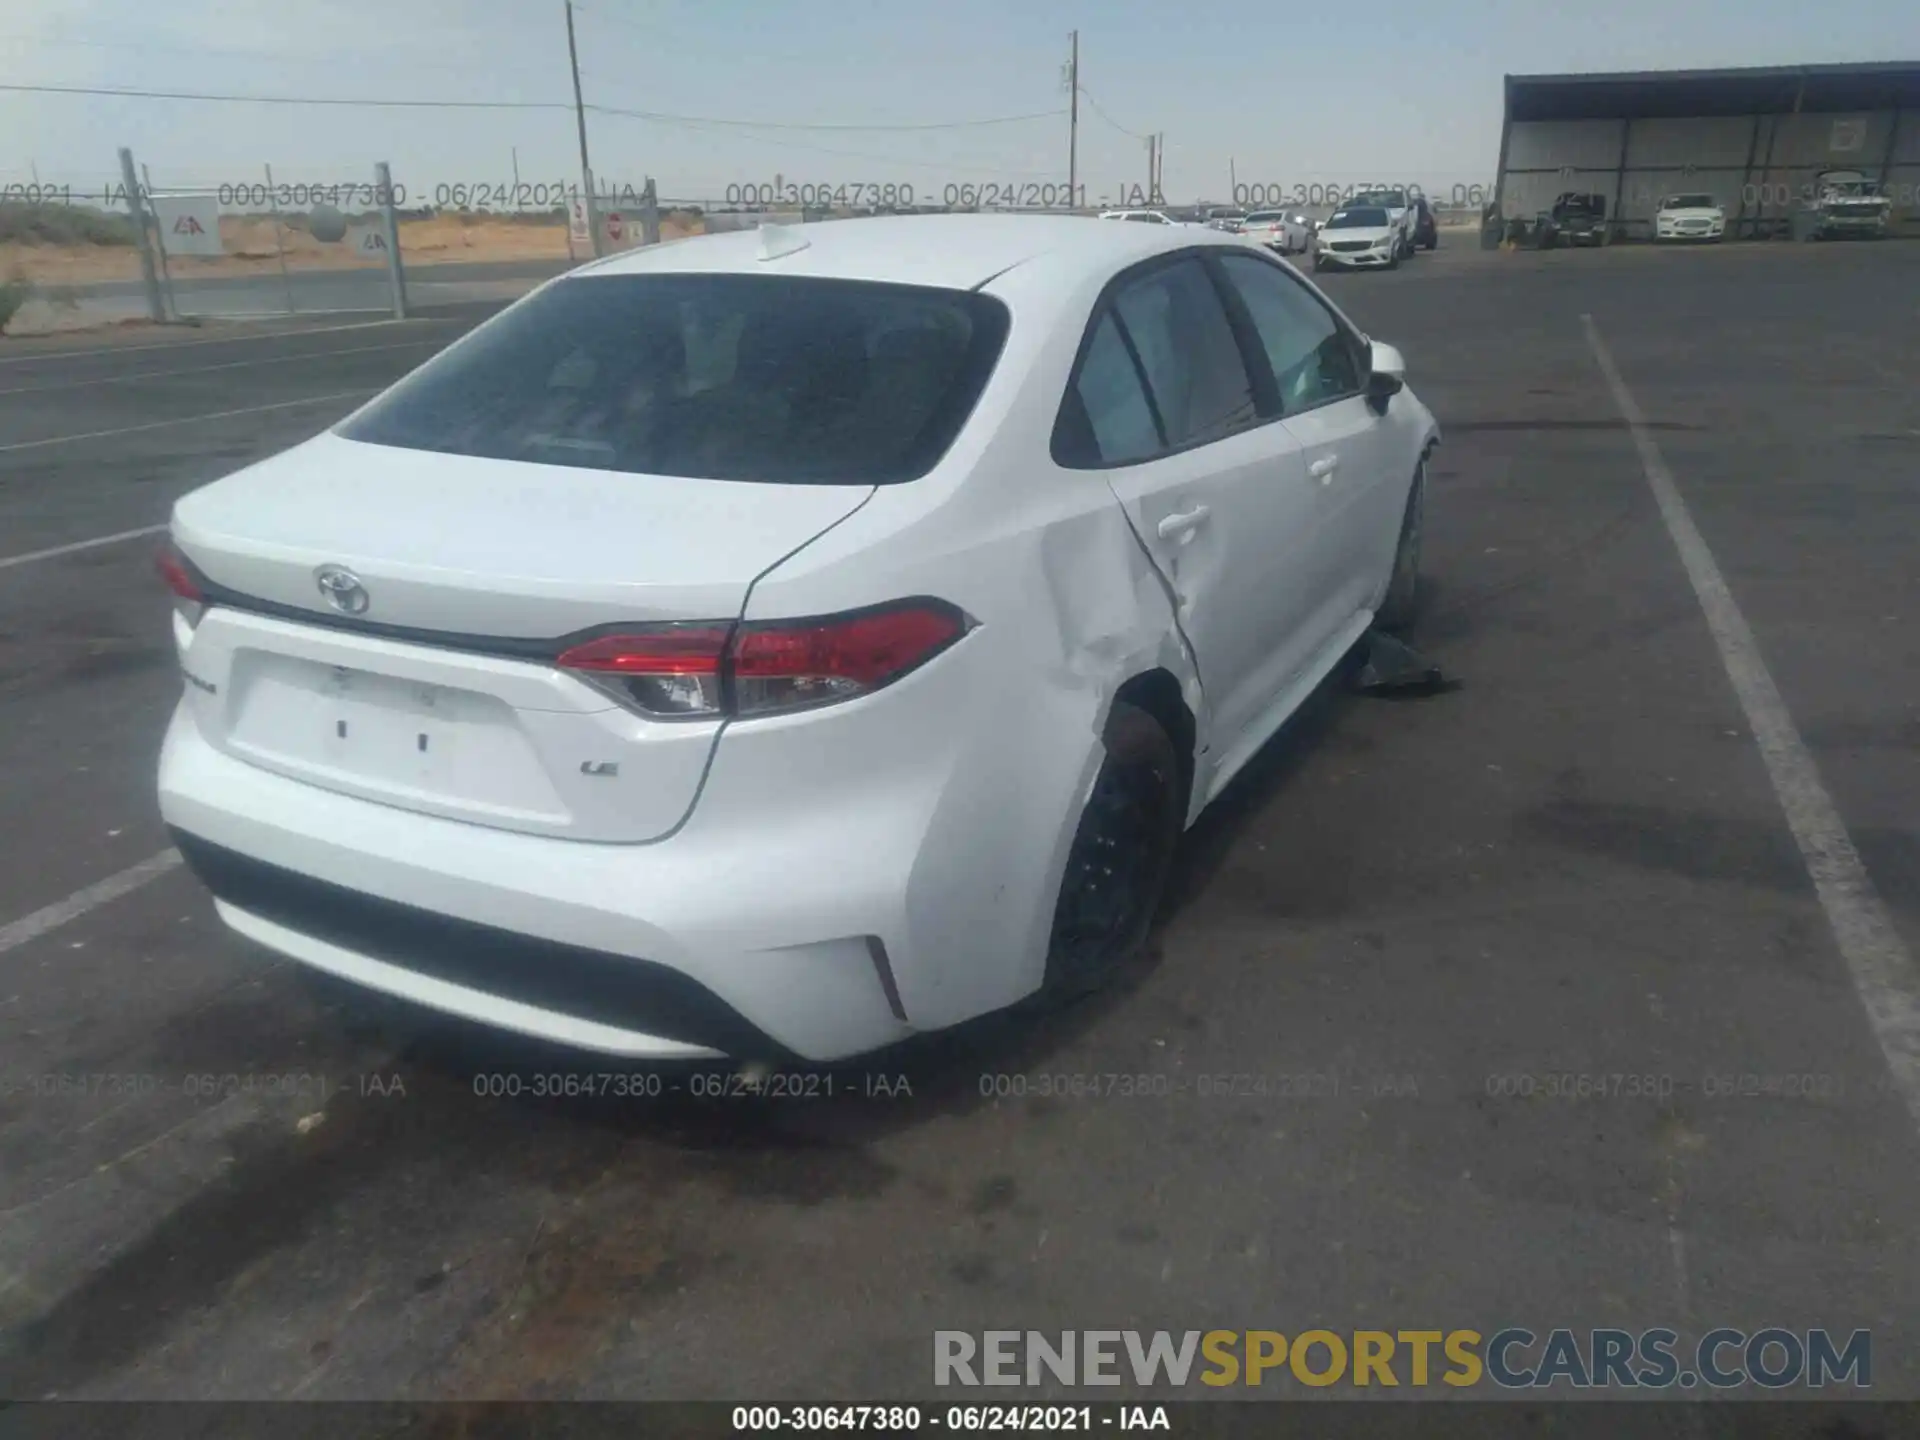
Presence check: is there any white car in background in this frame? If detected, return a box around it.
[1654,193,1726,242]
[1312,205,1403,270]
[1239,210,1311,254]
[1344,188,1416,256]
[1099,209,1176,225]
[157,215,1439,1064]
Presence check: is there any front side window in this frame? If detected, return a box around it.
[338,273,1009,485]
[1215,253,1364,412]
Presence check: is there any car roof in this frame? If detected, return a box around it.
[570,213,1213,290]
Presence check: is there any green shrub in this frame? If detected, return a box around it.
[0,202,135,246]
[0,274,37,335]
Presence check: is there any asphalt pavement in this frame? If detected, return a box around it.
[0,240,1917,1410]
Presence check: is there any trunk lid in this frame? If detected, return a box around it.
[172,432,872,842]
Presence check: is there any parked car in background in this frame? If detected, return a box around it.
[1240,209,1310,254]
[155,214,1440,1064]
[1204,207,1247,233]
[1344,188,1415,257]
[1802,170,1892,240]
[1654,193,1725,243]
[1549,192,1609,246]
[1100,209,1176,225]
[1412,196,1438,250]
[1312,205,1402,270]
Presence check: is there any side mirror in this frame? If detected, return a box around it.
[1365,340,1405,413]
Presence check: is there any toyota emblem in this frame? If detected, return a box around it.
[314,564,370,615]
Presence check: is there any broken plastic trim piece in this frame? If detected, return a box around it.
[1352,630,1454,697]
[758,223,811,262]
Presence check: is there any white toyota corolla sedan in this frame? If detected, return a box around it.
[157,214,1440,1063]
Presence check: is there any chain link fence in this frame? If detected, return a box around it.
[117,153,411,321]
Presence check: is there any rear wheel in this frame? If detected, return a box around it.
[1041,702,1182,999]
[1376,456,1427,632]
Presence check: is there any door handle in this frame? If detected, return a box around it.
[1309,455,1340,483]
[1156,505,1211,540]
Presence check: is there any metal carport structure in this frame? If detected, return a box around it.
[1492,62,1920,240]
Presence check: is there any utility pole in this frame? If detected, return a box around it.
[1154,132,1165,202]
[565,0,602,257]
[1066,31,1079,209]
[118,147,166,324]
[1145,134,1155,204]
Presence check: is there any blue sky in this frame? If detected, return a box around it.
[3,0,1915,207]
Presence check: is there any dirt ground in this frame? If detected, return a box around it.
[1,214,706,288]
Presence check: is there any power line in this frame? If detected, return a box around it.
[0,82,568,110]
[0,80,1067,132]
[1077,86,1147,141]
[0,30,519,78]
[583,101,1067,132]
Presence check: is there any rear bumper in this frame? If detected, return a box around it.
[159,701,933,1061]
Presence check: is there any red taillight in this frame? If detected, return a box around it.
[156,545,203,603]
[556,602,969,720]
[730,603,967,715]
[157,542,207,633]
[556,625,730,717]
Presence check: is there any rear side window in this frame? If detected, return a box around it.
[1053,313,1162,466]
[1109,259,1257,448]
[337,273,1009,485]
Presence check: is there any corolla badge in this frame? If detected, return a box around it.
[313,564,370,615]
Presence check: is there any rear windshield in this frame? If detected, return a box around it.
[337,273,1010,485]
[1244,212,1288,225]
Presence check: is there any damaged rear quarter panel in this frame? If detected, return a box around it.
[732,279,1202,1030]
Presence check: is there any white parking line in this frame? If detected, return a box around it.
[0,388,376,454]
[1585,313,1920,1133]
[0,339,441,396]
[0,851,182,958]
[0,524,168,572]
[0,316,456,366]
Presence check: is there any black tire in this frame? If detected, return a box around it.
[1423,233,1438,250]
[1386,249,1401,271]
[1040,702,1183,999]
[1376,456,1427,633]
